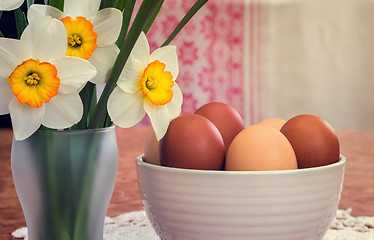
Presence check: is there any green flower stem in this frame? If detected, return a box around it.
[100,0,114,9]
[142,0,164,34]
[27,0,35,8]
[73,136,99,240]
[74,82,97,129]
[88,85,98,123]
[161,0,208,47]
[104,113,112,128]
[116,0,136,48]
[14,8,27,39]
[88,0,163,129]
[38,131,103,239]
[49,0,64,11]
[43,133,70,239]
[114,0,127,11]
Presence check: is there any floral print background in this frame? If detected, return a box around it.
[141,0,263,126]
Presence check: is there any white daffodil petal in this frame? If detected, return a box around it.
[42,93,83,129]
[0,77,14,114]
[90,8,122,47]
[166,83,183,120]
[131,32,150,66]
[63,0,101,18]
[51,56,97,94]
[144,101,170,141]
[0,38,31,79]
[149,45,179,81]
[88,44,119,84]
[21,17,67,62]
[117,56,144,93]
[0,0,23,11]
[27,4,65,24]
[107,87,145,128]
[9,97,45,141]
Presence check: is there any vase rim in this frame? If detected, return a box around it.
[33,125,116,136]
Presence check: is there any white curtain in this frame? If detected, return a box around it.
[263,0,374,129]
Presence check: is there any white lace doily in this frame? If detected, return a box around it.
[12,209,374,240]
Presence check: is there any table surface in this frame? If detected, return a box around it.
[0,126,373,239]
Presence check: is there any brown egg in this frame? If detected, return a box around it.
[143,129,160,165]
[159,114,225,170]
[195,102,245,154]
[225,124,298,171]
[257,118,286,130]
[280,114,340,168]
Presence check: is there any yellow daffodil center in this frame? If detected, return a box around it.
[68,34,82,47]
[7,59,60,108]
[60,16,97,60]
[140,60,174,105]
[25,73,40,85]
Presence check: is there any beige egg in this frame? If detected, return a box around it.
[143,129,160,165]
[225,124,298,171]
[257,118,286,130]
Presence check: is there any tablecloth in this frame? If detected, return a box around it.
[12,209,374,239]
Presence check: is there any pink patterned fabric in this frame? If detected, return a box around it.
[140,0,264,126]
[138,0,374,129]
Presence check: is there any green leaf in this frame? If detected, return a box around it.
[27,0,35,8]
[104,113,112,128]
[88,87,98,123]
[14,8,27,39]
[88,0,163,129]
[143,0,164,34]
[0,31,4,38]
[162,0,208,47]
[49,0,64,11]
[73,82,97,129]
[100,0,114,9]
[115,0,136,48]
[114,0,127,11]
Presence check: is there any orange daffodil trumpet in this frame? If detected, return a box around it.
[0,0,24,11]
[0,17,97,140]
[107,32,183,141]
[27,0,122,84]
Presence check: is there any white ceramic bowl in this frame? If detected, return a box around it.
[136,155,345,240]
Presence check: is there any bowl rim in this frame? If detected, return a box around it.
[136,154,346,176]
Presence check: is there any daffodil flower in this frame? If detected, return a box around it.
[27,0,122,84]
[107,32,183,140]
[0,0,23,11]
[0,17,97,140]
